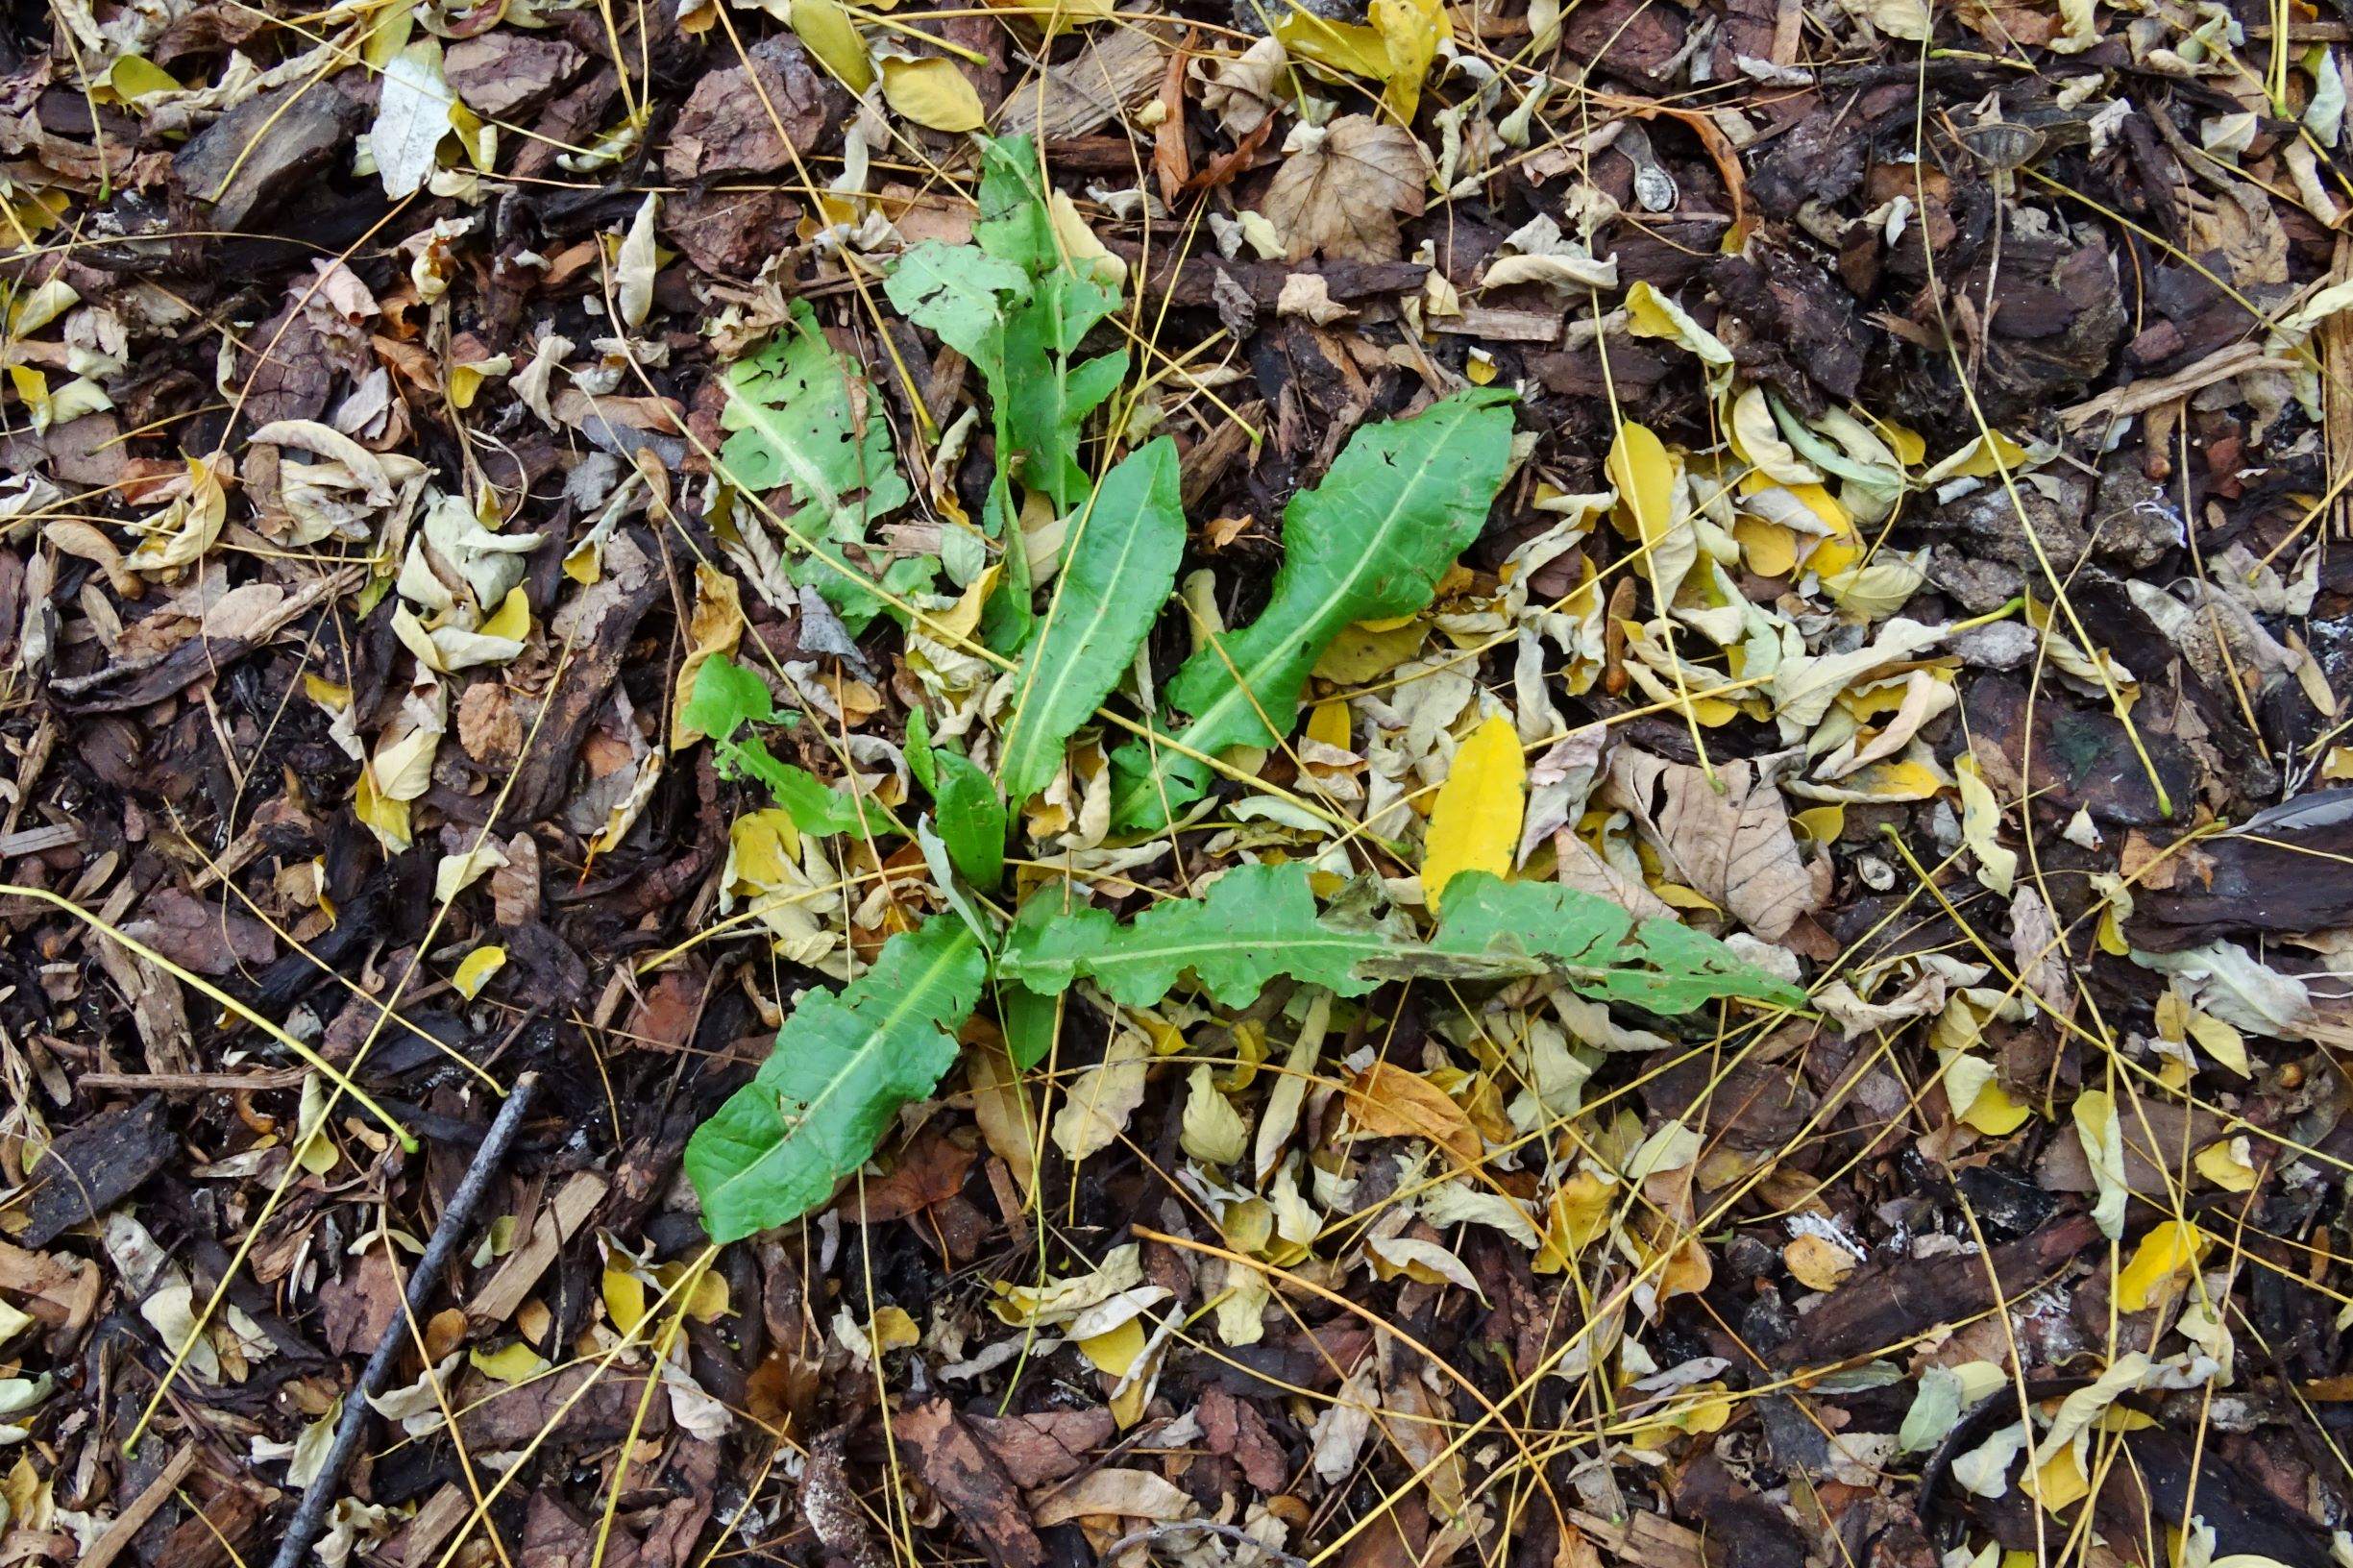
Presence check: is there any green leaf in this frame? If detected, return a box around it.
[686,917,989,1240]
[885,245,1029,365]
[683,653,774,743]
[931,749,1006,888]
[999,862,1383,1007]
[996,981,1062,1071]
[997,437,1185,805]
[718,299,913,617]
[996,863,1805,1014]
[1110,389,1517,830]
[905,703,938,796]
[1417,874,1810,1013]
[883,135,1127,525]
[724,739,874,837]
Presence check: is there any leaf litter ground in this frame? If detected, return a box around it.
[0,0,2350,1566]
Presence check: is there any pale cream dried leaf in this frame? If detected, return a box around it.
[1051,1027,1150,1162]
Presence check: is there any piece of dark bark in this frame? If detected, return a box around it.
[174,82,361,232]
[966,1408,1115,1488]
[663,36,845,181]
[893,1399,1047,1568]
[2127,790,2353,949]
[453,1362,670,1449]
[1783,1212,2097,1364]
[444,32,586,120]
[19,1095,175,1247]
[499,528,665,827]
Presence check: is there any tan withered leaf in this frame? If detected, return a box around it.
[1261,115,1427,263]
[1606,751,1820,941]
[1344,1061,1482,1167]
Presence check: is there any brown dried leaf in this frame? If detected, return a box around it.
[1343,1061,1482,1168]
[1261,116,1427,263]
[1606,751,1820,940]
[967,1408,1115,1488]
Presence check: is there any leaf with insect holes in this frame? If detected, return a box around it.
[1109,389,1516,831]
[996,437,1185,806]
[686,916,987,1240]
[717,299,912,625]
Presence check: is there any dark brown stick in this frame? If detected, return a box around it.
[268,1072,542,1568]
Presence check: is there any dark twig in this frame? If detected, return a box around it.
[268,1072,542,1568]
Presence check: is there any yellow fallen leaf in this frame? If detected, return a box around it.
[1306,698,1352,750]
[1945,1053,2031,1135]
[604,1264,648,1335]
[792,0,875,89]
[453,944,506,1000]
[1627,1383,1733,1449]
[880,55,986,132]
[1955,753,2017,896]
[2116,1219,2207,1312]
[1020,0,1116,34]
[1533,1168,1615,1272]
[1421,714,1524,911]
[1180,1064,1247,1165]
[2194,1137,2259,1192]
[1783,1233,1857,1291]
[2025,1435,2092,1512]
[470,1341,551,1384]
[1623,282,1732,366]
[1313,619,1427,682]
[1792,804,1845,843]
[109,55,181,102]
[1605,419,1690,602]
[1048,190,1124,286]
[1875,416,1927,466]
[1923,429,2029,484]
[2186,1008,2249,1077]
[650,1261,732,1321]
[870,1304,920,1351]
[448,351,509,408]
[1732,516,1798,577]
[1370,0,1447,120]
[1077,1315,1147,1376]
[479,584,530,643]
[1275,10,1390,83]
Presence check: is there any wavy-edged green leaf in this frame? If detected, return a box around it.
[1000,862,1387,1007]
[1414,874,1810,1013]
[883,135,1125,526]
[997,437,1185,806]
[688,654,873,835]
[717,299,913,624]
[997,863,1805,1015]
[686,918,988,1241]
[1110,389,1516,830]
